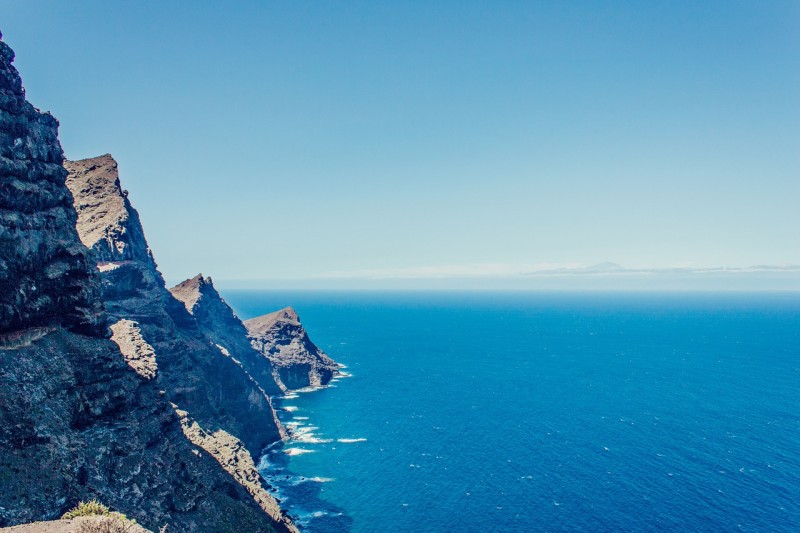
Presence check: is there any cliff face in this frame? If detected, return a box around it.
[169,274,282,398]
[65,155,284,454]
[0,36,103,337]
[245,308,340,391]
[62,155,151,264]
[0,33,294,532]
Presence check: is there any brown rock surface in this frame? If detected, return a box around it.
[245,307,340,391]
[0,516,151,532]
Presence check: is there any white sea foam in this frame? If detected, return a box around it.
[291,476,335,485]
[294,416,309,420]
[337,438,367,443]
[296,434,333,444]
[256,455,271,471]
[283,406,299,412]
[282,393,299,399]
[284,448,315,456]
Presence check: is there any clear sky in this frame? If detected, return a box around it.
[2,1,799,288]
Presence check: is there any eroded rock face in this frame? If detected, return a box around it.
[0,33,294,532]
[109,319,157,380]
[170,274,282,397]
[245,308,340,391]
[0,330,292,532]
[0,35,104,336]
[63,155,153,264]
[65,155,285,455]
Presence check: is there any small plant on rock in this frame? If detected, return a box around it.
[62,500,110,519]
[62,500,140,532]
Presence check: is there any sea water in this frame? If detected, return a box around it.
[224,291,800,532]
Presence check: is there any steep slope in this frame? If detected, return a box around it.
[65,155,284,454]
[245,308,340,391]
[0,32,294,532]
[0,38,103,337]
[169,274,282,397]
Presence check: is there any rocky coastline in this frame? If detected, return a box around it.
[0,31,338,531]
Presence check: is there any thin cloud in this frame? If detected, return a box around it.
[314,263,800,280]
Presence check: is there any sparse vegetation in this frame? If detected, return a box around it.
[62,500,141,532]
[62,500,111,519]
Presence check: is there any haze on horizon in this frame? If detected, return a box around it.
[3,1,799,289]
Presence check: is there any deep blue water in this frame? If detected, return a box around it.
[223,291,800,532]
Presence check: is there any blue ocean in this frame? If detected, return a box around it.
[224,291,800,532]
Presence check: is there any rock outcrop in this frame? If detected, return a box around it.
[245,308,340,391]
[169,274,282,398]
[0,33,295,532]
[65,155,284,455]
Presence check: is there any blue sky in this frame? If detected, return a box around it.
[3,1,799,288]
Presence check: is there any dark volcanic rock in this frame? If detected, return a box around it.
[0,36,104,336]
[0,34,295,532]
[65,155,285,455]
[170,274,283,397]
[0,330,291,532]
[245,308,340,391]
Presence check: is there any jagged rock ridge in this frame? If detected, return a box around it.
[169,274,282,398]
[63,154,152,264]
[65,155,285,455]
[245,307,341,391]
[0,33,295,532]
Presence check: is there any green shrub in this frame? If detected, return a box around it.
[62,500,141,532]
[62,500,110,519]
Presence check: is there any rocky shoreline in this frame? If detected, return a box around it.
[0,31,339,531]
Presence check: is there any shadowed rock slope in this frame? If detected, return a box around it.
[169,274,282,398]
[65,154,284,454]
[0,32,295,532]
[245,308,341,391]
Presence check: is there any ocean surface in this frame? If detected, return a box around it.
[224,291,800,532]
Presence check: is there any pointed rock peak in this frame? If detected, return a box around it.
[279,306,299,321]
[243,307,300,334]
[65,154,152,263]
[65,154,120,184]
[77,152,116,165]
[169,273,220,314]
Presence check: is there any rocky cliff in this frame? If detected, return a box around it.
[169,274,282,398]
[65,155,284,454]
[245,308,340,391]
[0,33,295,532]
[0,35,103,337]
